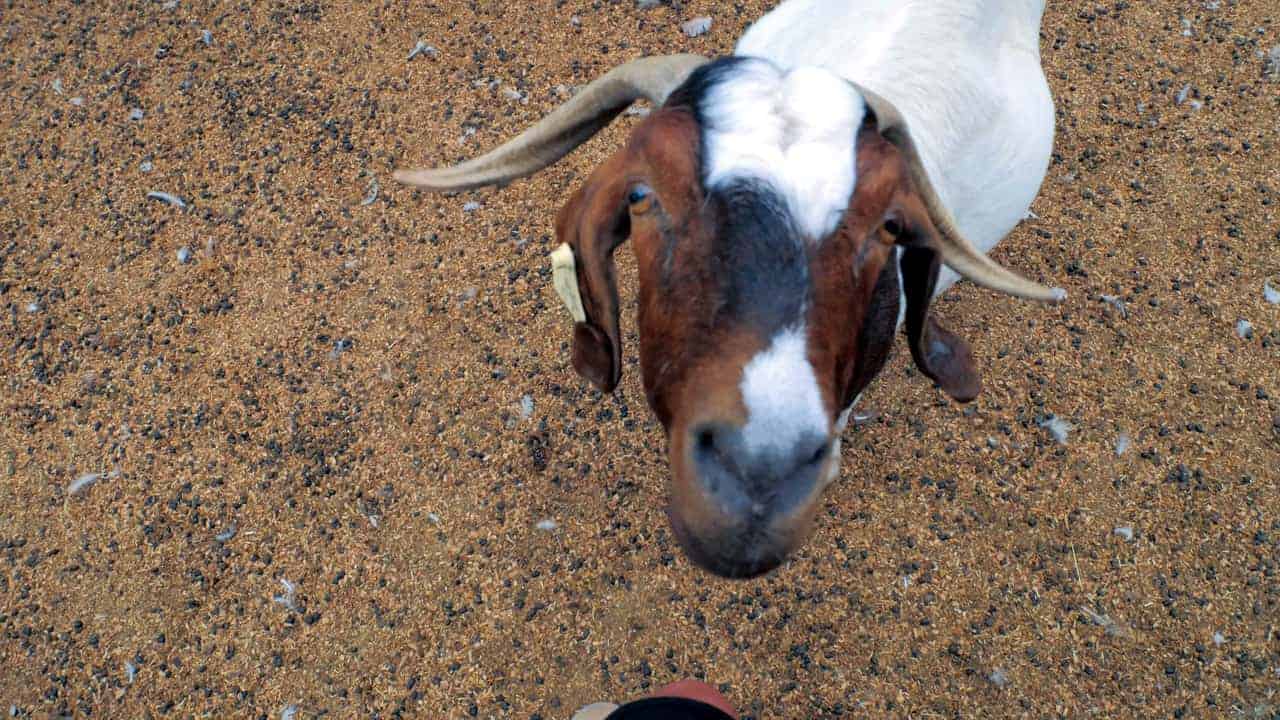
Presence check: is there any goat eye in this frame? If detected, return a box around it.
[627,184,653,208]
[883,219,904,238]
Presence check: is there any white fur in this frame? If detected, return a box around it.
[711,2,1053,456]
[701,61,866,241]
[736,0,1055,299]
[739,326,828,457]
[823,401,859,486]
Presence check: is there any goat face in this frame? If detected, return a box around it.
[558,62,979,578]
[396,56,1061,579]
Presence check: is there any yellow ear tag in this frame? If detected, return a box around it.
[550,243,587,324]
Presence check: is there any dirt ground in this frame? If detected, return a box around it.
[1,0,1277,717]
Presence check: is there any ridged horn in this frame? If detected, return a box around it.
[853,83,1065,303]
[394,54,710,192]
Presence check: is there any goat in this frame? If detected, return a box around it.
[396,0,1064,579]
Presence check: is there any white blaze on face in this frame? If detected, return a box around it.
[699,60,860,460]
[739,326,828,458]
[701,60,866,241]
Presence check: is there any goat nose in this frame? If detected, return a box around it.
[690,423,830,519]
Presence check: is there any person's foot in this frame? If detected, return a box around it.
[571,702,619,720]
[652,680,736,717]
[571,679,736,719]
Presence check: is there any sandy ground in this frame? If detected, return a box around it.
[1,1,1278,718]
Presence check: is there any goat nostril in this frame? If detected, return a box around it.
[807,441,829,467]
[697,428,716,452]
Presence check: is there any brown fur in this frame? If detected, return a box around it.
[555,107,981,577]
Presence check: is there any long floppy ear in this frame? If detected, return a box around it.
[856,115,981,403]
[851,84,1064,402]
[554,159,630,392]
[898,242,981,402]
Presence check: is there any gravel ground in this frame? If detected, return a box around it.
[1,1,1277,718]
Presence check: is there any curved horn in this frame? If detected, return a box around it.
[394,54,710,192]
[853,84,1065,303]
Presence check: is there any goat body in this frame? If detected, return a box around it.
[394,0,1061,578]
[737,0,1055,297]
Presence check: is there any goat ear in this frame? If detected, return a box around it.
[554,162,630,392]
[897,243,982,403]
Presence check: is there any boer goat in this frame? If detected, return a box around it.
[396,0,1064,578]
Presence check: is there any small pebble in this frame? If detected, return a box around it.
[407,39,437,61]
[1175,84,1192,105]
[427,512,442,524]
[79,372,101,393]
[1039,415,1072,445]
[1113,525,1134,542]
[681,16,712,37]
[1212,631,1225,646]
[1100,294,1128,318]
[1235,319,1253,339]
[1114,432,1131,456]
[520,395,535,420]
[360,177,379,206]
[463,201,481,212]
[201,29,212,45]
[25,302,39,313]
[1264,278,1280,304]
[125,661,137,683]
[128,108,144,121]
[67,470,119,495]
[69,96,84,106]
[536,519,559,531]
[214,525,237,542]
[1080,606,1132,639]
[636,0,660,8]
[281,705,298,720]
[51,78,63,94]
[176,247,192,264]
[146,191,187,209]
[139,160,154,173]
[273,578,299,611]
[988,668,1010,689]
